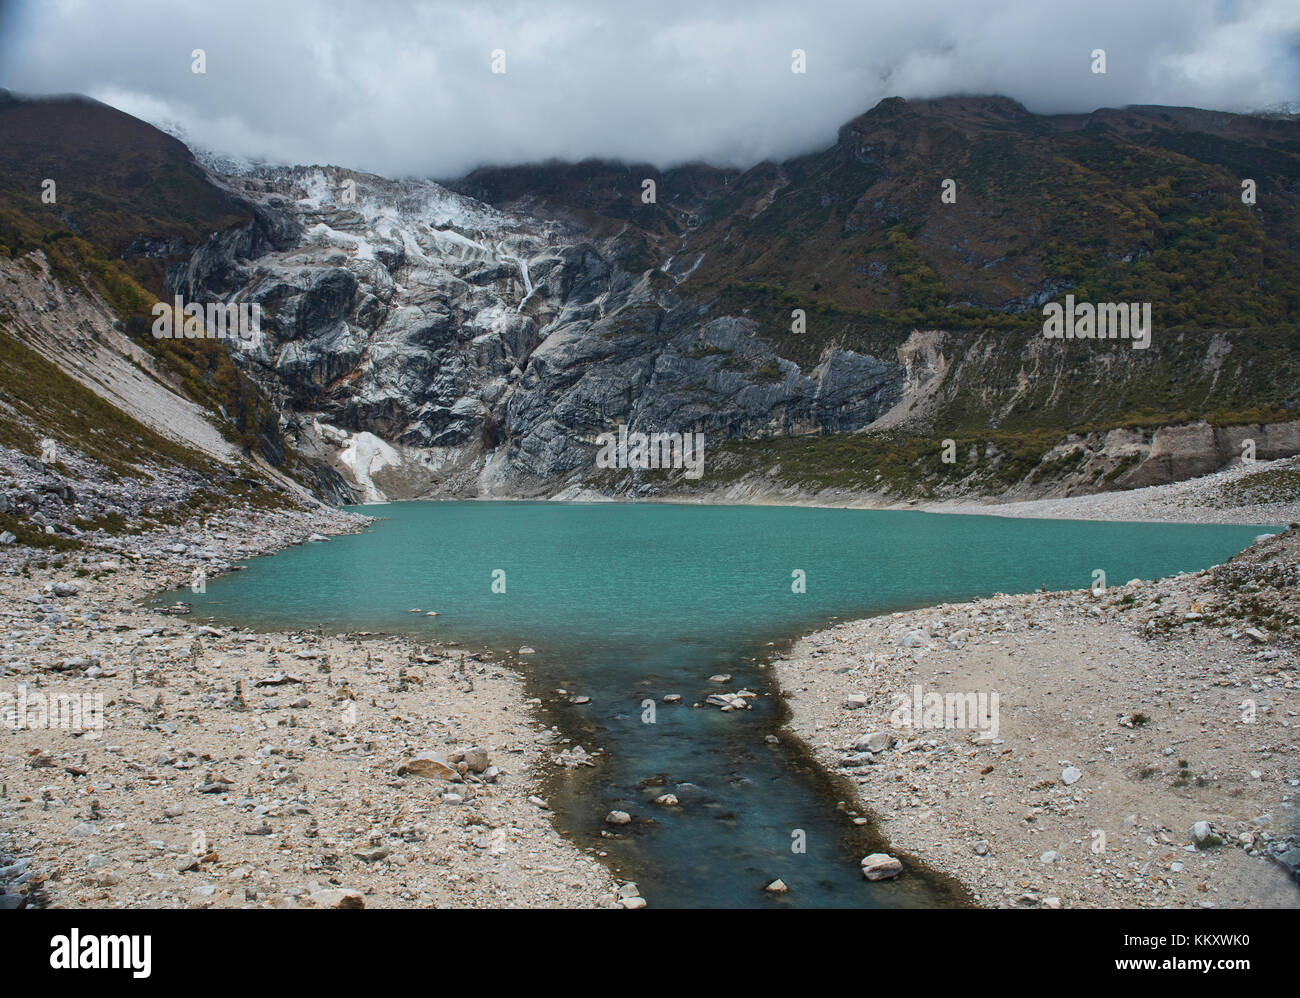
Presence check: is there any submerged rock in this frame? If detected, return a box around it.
[860,853,903,881]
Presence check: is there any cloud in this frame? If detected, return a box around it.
[2,0,1297,178]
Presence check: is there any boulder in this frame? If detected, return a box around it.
[396,751,458,779]
[307,888,365,909]
[458,746,490,773]
[855,731,891,753]
[861,853,903,881]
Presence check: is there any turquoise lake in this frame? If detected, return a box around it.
[181,501,1274,908]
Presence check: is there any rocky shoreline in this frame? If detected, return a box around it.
[4,429,1296,910]
[0,493,621,909]
[774,527,1300,908]
[585,453,1300,527]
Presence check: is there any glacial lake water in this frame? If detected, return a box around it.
[180,501,1274,908]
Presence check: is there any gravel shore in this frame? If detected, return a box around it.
[0,500,620,909]
[5,439,1296,909]
[775,525,1300,908]
[924,455,1300,526]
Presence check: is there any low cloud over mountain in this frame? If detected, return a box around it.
[2,0,1298,177]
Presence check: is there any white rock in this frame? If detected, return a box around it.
[860,853,903,880]
[855,731,890,753]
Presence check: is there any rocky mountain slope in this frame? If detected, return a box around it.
[2,91,1298,505]
[172,165,906,499]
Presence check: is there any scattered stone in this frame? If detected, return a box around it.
[860,853,903,880]
[307,888,365,909]
[396,752,459,779]
[459,746,490,773]
[1191,821,1222,848]
[856,731,891,753]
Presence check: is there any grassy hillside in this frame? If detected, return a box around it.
[0,91,293,464]
[459,96,1300,483]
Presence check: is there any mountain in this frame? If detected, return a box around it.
[1,91,1298,507]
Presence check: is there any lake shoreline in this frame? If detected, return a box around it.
[5,457,1296,909]
[773,526,1300,908]
[361,454,1300,527]
[0,501,623,910]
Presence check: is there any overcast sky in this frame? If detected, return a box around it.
[2,0,1297,178]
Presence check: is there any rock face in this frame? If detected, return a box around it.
[1124,421,1300,489]
[1006,419,1300,498]
[5,93,1300,508]
[174,164,1300,505]
[176,166,905,500]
